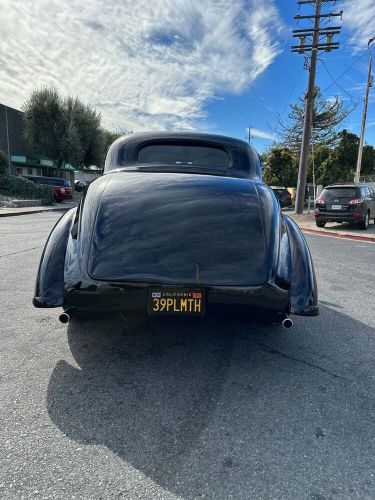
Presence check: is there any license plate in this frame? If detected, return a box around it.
[331,204,342,210]
[148,288,205,315]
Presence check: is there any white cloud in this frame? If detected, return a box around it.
[344,0,375,48]
[248,127,276,141]
[0,0,283,132]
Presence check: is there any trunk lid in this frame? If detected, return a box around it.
[88,172,268,286]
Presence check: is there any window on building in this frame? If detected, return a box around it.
[37,169,42,176]
[16,167,22,176]
[27,167,33,175]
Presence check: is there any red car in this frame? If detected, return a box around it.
[24,176,73,202]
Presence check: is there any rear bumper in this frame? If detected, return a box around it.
[59,281,292,315]
[315,211,364,223]
[53,191,73,201]
[33,279,320,315]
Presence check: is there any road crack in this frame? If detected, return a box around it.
[253,340,350,382]
[0,245,43,258]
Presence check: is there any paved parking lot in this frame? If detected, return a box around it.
[1,212,375,499]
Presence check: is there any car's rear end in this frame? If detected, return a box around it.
[62,171,290,319]
[32,176,73,202]
[53,180,73,202]
[34,132,318,322]
[314,185,367,228]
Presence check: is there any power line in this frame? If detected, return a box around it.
[270,67,304,146]
[322,50,368,93]
[320,60,358,107]
[279,67,304,120]
[281,50,366,148]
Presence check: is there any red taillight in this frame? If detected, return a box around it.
[349,198,364,205]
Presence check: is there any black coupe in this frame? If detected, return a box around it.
[33,132,318,326]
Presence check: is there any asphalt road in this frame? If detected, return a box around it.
[1,212,375,500]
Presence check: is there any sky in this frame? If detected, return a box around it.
[1,0,374,153]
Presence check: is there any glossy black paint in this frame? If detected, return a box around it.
[89,172,268,286]
[33,132,319,319]
[33,209,76,308]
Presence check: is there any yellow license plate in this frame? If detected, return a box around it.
[148,288,205,315]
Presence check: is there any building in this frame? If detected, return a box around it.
[0,103,75,183]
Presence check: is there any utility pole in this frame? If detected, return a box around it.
[248,125,252,144]
[292,0,342,213]
[354,37,374,183]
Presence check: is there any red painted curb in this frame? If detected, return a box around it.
[301,227,375,243]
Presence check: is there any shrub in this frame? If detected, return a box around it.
[0,150,7,175]
[0,175,55,205]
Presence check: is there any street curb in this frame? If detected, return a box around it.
[0,206,74,218]
[301,227,375,243]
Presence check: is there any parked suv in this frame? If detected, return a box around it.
[314,184,375,230]
[24,176,73,202]
[271,187,292,208]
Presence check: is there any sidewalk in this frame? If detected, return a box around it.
[287,212,375,243]
[0,201,77,217]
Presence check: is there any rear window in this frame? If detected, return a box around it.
[137,143,230,167]
[322,187,358,200]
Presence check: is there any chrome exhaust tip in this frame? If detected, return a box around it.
[282,317,294,329]
[59,312,70,324]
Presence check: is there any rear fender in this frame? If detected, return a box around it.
[33,208,76,308]
[283,215,319,316]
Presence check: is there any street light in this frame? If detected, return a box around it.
[354,36,375,183]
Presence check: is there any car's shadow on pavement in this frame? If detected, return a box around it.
[47,307,375,499]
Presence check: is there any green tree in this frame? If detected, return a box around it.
[101,129,121,161]
[307,143,330,183]
[0,149,8,175]
[316,130,358,185]
[23,88,103,174]
[262,146,298,186]
[361,144,375,176]
[23,88,78,174]
[277,87,352,152]
[65,96,103,167]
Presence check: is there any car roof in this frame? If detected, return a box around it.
[31,175,63,181]
[104,131,262,180]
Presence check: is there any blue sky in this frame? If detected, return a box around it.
[208,1,375,152]
[1,0,374,153]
